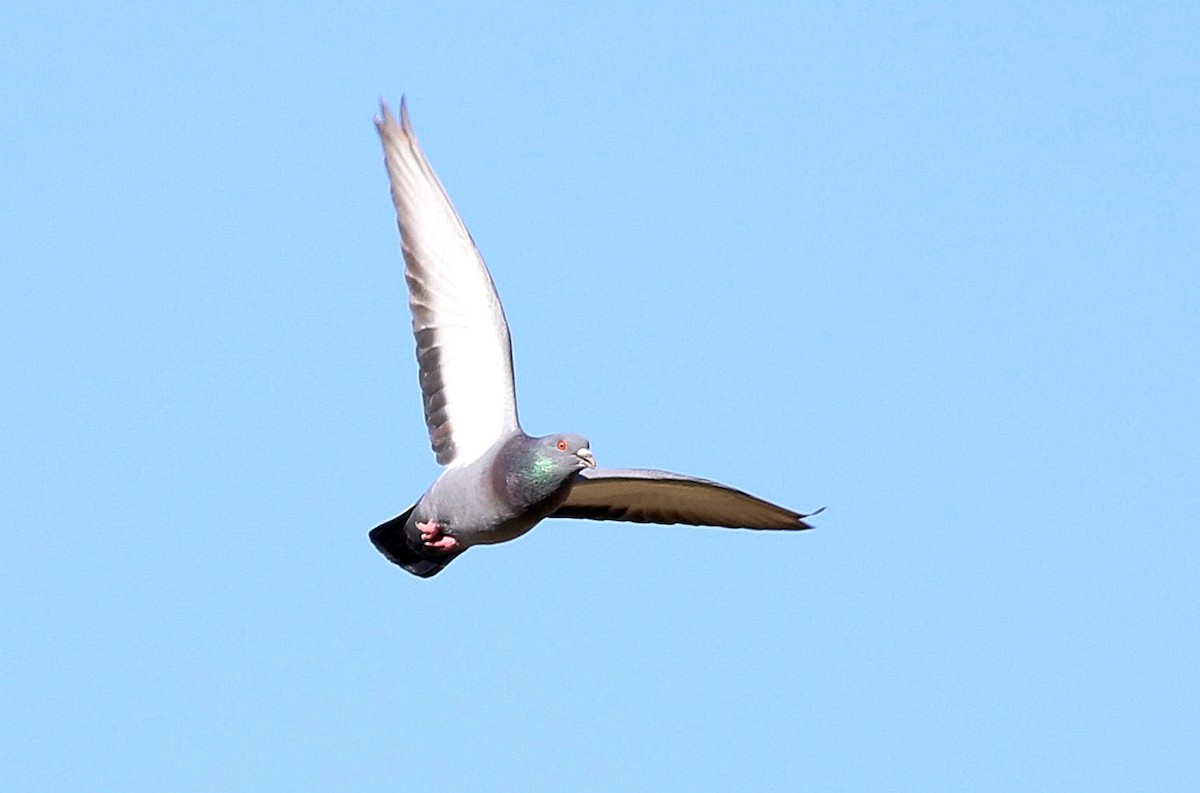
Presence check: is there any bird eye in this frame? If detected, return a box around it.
[556,439,569,451]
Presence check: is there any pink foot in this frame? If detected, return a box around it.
[415,520,459,551]
[426,535,459,550]
[416,520,439,541]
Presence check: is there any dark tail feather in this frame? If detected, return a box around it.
[369,507,463,578]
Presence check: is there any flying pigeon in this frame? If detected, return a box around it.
[370,98,818,577]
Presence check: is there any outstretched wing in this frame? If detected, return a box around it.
[553,468,816,529]
[376,99,519,467]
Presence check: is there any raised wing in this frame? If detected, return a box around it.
[553,468,817,529]
[376,99,519,466]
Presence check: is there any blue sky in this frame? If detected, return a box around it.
[3,3,1197,790]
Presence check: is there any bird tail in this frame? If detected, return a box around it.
[369,507,463,578]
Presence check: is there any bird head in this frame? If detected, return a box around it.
[540,432,596,472]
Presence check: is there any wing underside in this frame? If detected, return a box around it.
[553,468,816,530]
[376,100,519,466]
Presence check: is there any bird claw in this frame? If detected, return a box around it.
[416,520,459,551]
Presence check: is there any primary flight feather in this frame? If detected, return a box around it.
[370,98,817,578]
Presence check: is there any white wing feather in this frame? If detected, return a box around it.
[375,100,519,466]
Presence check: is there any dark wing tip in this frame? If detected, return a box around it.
[792,505,825,531]
[374,99,391,131]
[374,95,409,128]
[399,94,413,132]
[375,95,418,145]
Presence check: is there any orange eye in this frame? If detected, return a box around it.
[556,439,569,451]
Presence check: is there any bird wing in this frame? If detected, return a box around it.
[552,468,816,529]
[375,99,520,467]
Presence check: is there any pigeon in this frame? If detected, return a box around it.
[370,98,819,577]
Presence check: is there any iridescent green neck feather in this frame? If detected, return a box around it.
[493,435,579,511]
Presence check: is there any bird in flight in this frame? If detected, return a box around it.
[370,98,818,577]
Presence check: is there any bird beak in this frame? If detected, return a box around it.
[575,448,596,469]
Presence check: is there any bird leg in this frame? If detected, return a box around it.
[416,520,459,551]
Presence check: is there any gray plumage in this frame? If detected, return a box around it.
[370,99,817,578]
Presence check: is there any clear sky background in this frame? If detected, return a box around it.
[3,3,1197,791]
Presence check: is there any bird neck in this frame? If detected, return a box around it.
[494,437,572,511]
